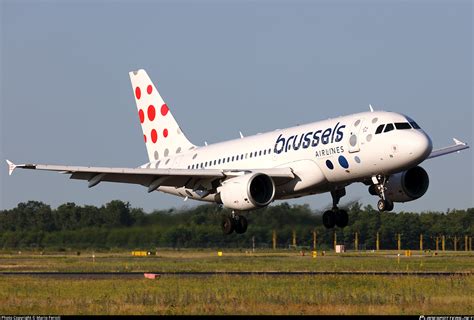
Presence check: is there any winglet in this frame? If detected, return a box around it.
[6,160,17,176]
[453,138,466,146]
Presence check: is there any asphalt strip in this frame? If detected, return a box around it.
[0,271,471,279]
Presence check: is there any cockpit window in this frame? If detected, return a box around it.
[375,124,384,134]
[384,123,394,133]
[395,122,412,130]
[410,121,421,129]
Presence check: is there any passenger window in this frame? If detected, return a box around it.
[259,151,262,156]
[384,123,394,133]
[375,124,384,134]
[395,122,411,130]
[218,159,221,164]
[263,150,266,155]
[231,156,234,161]
[250,153,252,158]
[410,121,421,129]
[227,157,230,162]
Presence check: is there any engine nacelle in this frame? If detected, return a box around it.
[218,173,275,211]
[384,166,429,202]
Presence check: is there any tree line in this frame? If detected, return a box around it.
[0,200,472,250]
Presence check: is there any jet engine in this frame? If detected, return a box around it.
[370,166,429,202]
[218,173,275,211]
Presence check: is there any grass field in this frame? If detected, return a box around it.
[0,250,473,315]
[0,249,473,273]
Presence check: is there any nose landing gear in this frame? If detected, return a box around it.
[377,198,394,212]
[322,188,349,229]
[370,175,394,212]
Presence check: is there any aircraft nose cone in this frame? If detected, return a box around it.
[408,132,432,162]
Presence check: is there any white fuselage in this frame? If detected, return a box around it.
[142,111,432,203]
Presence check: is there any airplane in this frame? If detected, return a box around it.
[6,69,470,234]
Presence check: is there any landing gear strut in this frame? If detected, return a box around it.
[222,211,248,235]
[322,188,349,229]
[370,175,394,212]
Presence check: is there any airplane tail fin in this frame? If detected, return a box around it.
[129,69,196,162]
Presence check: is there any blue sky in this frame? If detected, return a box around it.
[1,0,472,213]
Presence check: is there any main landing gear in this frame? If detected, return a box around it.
[369,175,394,212]
[322,188,349,229]
[222,211,248,235]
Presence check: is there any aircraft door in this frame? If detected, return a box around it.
[347,118,365,153]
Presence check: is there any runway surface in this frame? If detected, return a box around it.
[0,271,471,279]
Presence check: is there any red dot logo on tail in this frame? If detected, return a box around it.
[161,104,169,116]
[163,128,168,138]
[147,105,156,121]
[144,135,147,143]
[138,109,145,123]
[151,129,158,143]
[147,85,153,94]
[135,87,141,100]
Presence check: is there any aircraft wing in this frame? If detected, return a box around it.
[5,161,295,190]
[427,138,469,160]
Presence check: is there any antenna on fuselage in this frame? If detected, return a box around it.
[239,131,244,139]
[369,104,374,112]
